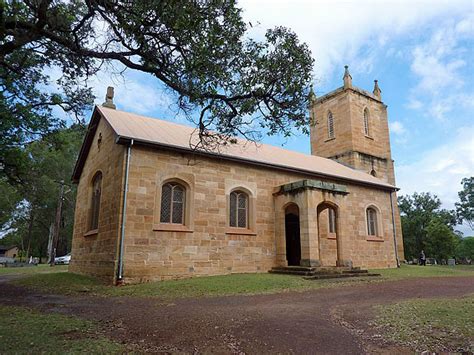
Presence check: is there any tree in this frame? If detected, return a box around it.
[398,192,456,260]
[455,237,474,261]
[1,125,85,260]
[424,218,457,261]
[0,178,20,229]
[455,177,473,231]
[1,0,314,183]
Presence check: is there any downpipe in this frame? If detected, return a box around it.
[117,139,133,284]
[389,191,400,268]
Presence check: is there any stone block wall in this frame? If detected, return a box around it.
[119,144,403,283]
[69,118,125,282]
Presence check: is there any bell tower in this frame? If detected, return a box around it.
[309,66,396,185]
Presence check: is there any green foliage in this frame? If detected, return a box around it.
[455,236,474,260]
[1,125,86,258]
[374,296,474,352]
[0,305,123,354]
[0,178,20,228]
[455,177,473,230]
[398,192,456,260]
[1,0,314,179]
[425,218,457,260]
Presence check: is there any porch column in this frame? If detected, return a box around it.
[274,194,288,266]
[300,190,321,267]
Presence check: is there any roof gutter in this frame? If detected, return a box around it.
[115,136,399,192]
[116,138,133,284]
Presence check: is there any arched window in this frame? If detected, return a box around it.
[160,182,185,224]
[327,111,335,138]
[90,172,102,230]
[366,207,378,236]
[328,208,336,233]
[230,190,248,228]
[364,108,370,136]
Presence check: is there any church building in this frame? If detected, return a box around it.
[70,67,404,284]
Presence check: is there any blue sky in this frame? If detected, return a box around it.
[87,0,473,234]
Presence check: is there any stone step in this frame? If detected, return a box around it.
[268,266,378,279]
[342,269,368,274]
[271,266,318,272]
[303,272,381,280]
[268,269,314,276]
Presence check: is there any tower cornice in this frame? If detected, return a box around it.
[313,86,385,106]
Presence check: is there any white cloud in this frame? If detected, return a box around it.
[396,126,474,212]
[389,121,406,135]
[239,0,471,88]
[407,13,473,121]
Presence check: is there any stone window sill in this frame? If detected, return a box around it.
[225,227,257,236]
[327,233,337,240]
[366,236,384,242]
[324,137,336,142]
[153,224,194,233]
[364,134,374,140]
[84,229,98,237]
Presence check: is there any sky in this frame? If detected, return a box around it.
[88,0,473,235]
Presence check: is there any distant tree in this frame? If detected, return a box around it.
[398,192,456,260]
[455,177,473,231]
[0,231,21,248]
[455,236,474,260]
[0,178,20,229]
[1,0,314,184]
[2,125,85,260]
[424,218,457,261]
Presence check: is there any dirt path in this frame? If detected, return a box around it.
[1,275,473,353]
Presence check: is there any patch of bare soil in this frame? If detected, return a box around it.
[1,275,473,354]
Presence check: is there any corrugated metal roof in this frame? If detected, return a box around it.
[96,106,396,190]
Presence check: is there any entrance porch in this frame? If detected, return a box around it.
[274,179,352,268]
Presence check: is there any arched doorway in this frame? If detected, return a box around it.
[285,204,301,266]
[317,202,341,266]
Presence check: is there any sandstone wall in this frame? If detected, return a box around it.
[69,118,125,282]
[120,145,401,283]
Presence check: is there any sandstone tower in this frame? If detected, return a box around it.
[309,66,395,185]
[309,66,404,262]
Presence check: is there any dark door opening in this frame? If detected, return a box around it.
[285,212,301,266]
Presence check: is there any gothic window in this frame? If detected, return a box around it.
[364,108,370,136]
[230,190,248,228]
[327,111,335,138]
[90,172,102,230]
[366,207,378,236]
[328,208,336,233]
[160,182,185,224]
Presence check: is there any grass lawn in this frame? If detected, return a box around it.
[373,264,474,279]
[0,264,68,275]
[13,272,373,299]
[0,305,123,354]
[12,264,474,300]
[374,295,474,352]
